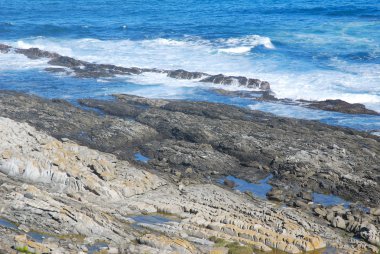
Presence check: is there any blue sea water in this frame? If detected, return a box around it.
[0,0,379,131]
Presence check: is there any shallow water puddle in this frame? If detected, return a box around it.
[0,218,47,242]
[134,152,150,163]
[312,193,350,208]
[0,218,18,230]
[1,217,110,251]
[131,215,174,225]
[220,175,273,199]
[219,177,354,210]
[26,232,46,243]
[87,242,109,254]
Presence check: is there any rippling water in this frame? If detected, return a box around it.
[0,0,379,130]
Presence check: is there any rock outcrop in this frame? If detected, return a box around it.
[0,91,379,253]
[0,44,271,90]
[4,43,379,116]
[212,89,379,115]
[0,116,340,253]
[304,99,379,115]
[0,91,379,207]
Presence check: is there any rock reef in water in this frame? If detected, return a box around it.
[0,43,271,90]
[213,89,380,115]
[2,42,378,115]
[304,99,379,115]
[0,91,379,252]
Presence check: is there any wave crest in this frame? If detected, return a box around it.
[219,35,275,49]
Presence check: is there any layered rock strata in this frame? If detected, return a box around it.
[0,116,340,253]
[0,91,379,253]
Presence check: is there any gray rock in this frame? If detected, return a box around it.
[166,69,206,79]
[24,193,34,199]
[305,99,379,116]
[267,188,284,202]
[15,47,59,60]
[314,207,327,218]
[332,216,346,229]
[0,44,12,53]
[298,191,313,202]
[224,179,236,188]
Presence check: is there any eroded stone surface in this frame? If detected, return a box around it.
[0,91,380,253]
[0,116,373,253]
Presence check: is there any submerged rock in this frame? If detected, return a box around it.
[200,74,270,90]
[0,43,11,53]
[0,43,271,90]
[166,69,207,79]
[223,179,236,188]
[15,47,60,59]
[305,99,379,115]
[267,188,284,202]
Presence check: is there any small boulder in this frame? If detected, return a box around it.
[185,167,193,174]
[223,179,236,188]
[267,188,284,202]
[370,208,380,216]
[332,216,346,229]
[314,207,327,217]
[293,200,309,209]
[298,191,313,202]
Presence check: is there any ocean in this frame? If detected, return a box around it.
[0,0,379,131]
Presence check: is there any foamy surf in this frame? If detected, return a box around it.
[1,35,380,113]
[0,51,49,71]
[217,35,275,49]
[218,46,252,54]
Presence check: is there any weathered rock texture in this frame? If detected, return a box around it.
[303,99,379,115]
[0,91,379,253]
[0,116,349,253]
[80,94,380,205]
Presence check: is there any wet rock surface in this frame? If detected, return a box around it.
[0,116,348,253]
[305,99,380,115]
[213,88,379,115]
[0,44,271,90]
[15,47,60,60]
[1,91,379,206]
[3,43,378,116]
[0,44,11,53]
[0,91,158,158]
[0,91,379,253]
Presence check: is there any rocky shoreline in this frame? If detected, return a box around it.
[0,44,270,90]
[0,90,379,253]
[213,89,380,116]
[1,43,379,116]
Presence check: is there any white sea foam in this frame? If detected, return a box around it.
[1,36,380,112]
[218,35,275,49]
[218,46,252,54]
[254,66,380,112]
[0,51,49,71]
